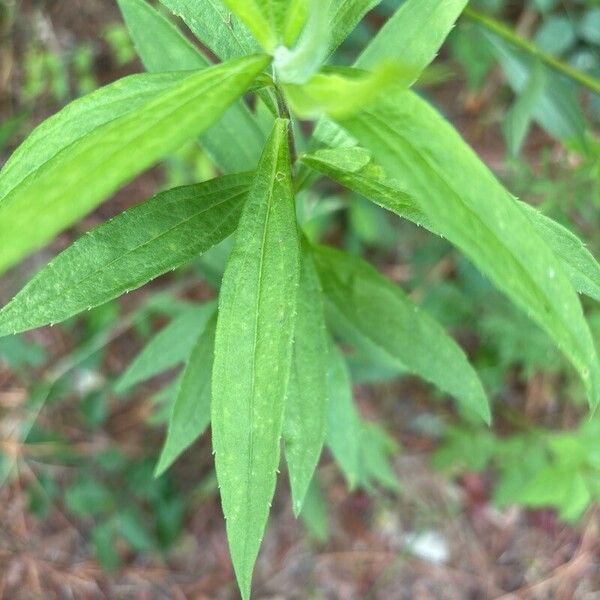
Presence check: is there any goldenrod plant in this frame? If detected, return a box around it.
[1,1,599,597]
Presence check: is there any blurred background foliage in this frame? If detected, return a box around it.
[0,0,599,596]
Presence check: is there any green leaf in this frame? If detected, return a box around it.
[327,0,381,57]
[116,303,216,393]
[155,312,217,477]
[336,90,600,410]
[326,345,361,487]
[211,119,300,600]
[117,0,212,71]
[502,61,546,156]
[0,175,250,336]
[273,0,331,84]
[284,64,407,119]
[356,0,468,76]
[221,0,280,51]
[283,240,328,515]
[301,147,600,302]
[518,203,600,304]
[315,245,491,423]
[358,422,400,493]
[118,0,265,172]
[282,0,308,47]
[0,72,188,203]
[221,0,309,51]
[299,476,330,542]
[158,0,260,61]
[0,54,270,274]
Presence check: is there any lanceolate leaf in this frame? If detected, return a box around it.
[0,175,250,336]
[158,0,259,61]
[308,0,467,177]
[116,303,216,393]
[284,240,328,515]
[0,54,270,274]
[284,65,407,119]
[315,245,491,423]
[117,0,211,72]
[326,345,361,487]
[155,312,217,477]
[301,147,600,302]
[0,72,188,202]
[356,0,468,75]
[337,90,600,409]
[518,203,600,303]
[273,0,330,85]
[327,0,382,57]
[118,0,265,172]
[222,0,279,51]
[211,119,300,599]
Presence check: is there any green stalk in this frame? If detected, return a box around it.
[463,6,600,96]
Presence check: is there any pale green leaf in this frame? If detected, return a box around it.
[273,0,331,84]
[158,0,259,60]
[116,303,216,393]
[0,175,250,336]
[356,0,468,76]
[222,0,278,50]
[284,64,407,119]
[0,72,188,202]
[326,344,361,488]
[117,0,265,172]
[306,0,467,178]
[283,0,308,47]
[327,0,382,57]
[315,245,491,423]
[222,0,307,50]
[0,54,270,274]
[337,90,600,409]
[301,146,600,302]
[211,119,300,600]
[155,313,217,477]
[117,0,211,71]
[283,240,328,515]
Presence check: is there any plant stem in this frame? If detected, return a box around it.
[463,6,600,96]
[274,84,298,168]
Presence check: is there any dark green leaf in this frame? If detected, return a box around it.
[336,90,600,409]
[0,175,249,336]
[211,119,300,600]
[155,313,217,476]
[158,0,260,60]
[301,146,600,302]
[284,240,328,515]
[316,245,491,423]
